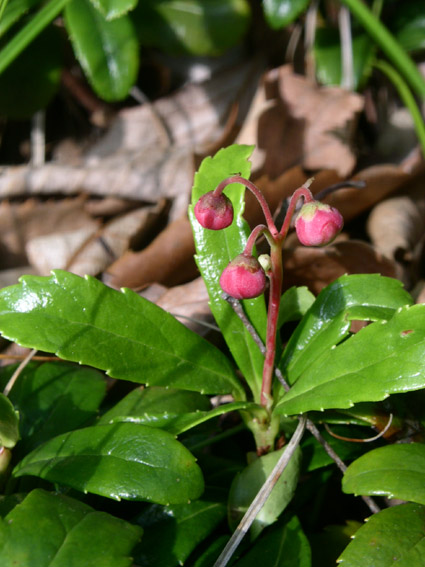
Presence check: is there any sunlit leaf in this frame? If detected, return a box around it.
[13,423,204,504]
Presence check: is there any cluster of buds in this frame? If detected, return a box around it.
[193,175,344,410]
[194,180,344,301]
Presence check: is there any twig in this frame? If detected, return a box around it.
[315,180,366,201]
[31,110,46,166]
[324,413,393,443]
[3,348,37,396]
[306,420,381,514]
[339,4,354,90]
[213,416,307,567]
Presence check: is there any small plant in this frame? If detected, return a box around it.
[1,144,425,565]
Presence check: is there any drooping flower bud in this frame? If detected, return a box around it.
[295,201,344,247]
[220,254,266,300]
[194,191,234,230]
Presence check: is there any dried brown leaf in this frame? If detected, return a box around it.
[277,65,364,176]
[283,240,397,295]
[104,216,198,289]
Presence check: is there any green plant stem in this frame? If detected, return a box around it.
[0,0,9,23]
[213,415,307,567]
[374,59,425,158]
[0,0,70,76]
[339,0,425,99]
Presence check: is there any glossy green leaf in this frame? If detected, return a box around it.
[0,361,105,453]
[0,270,243,398]
[65,0,138,101]
[0,489,142,567]
[0,394,19,449]
[0,25,62,118]
[391,1,425,54]
[276,303,425,415]
[100,387,259,435]
[189,144,267,402]
[278,286,315,329]
[13,422,204,504]
[132,0,251,56]
[228,445,302,538]
[279,274,413,387]
[134,499,226,566]
[338,503,425,567]
[314,28,375,89]
[89,0,137,20]
[343,444,425,504]
[262,0,309,29]
[234,516,311,567]
[99,386,211,425]
[0,0,41,38]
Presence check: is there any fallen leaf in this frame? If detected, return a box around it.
[282,240,397,295]
[0,60,258,219]
[104,216,198,289]
[26,201,165,277]
[276,65,364,176]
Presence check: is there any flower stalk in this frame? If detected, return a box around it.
[194,175,344,444]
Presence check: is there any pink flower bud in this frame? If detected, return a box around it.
[194,191,234,230]
[220,254,266,300]
[295,201,344,247]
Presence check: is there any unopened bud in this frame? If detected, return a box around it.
[194,191,234,230]
[220,254,266,300]
[295,201,343,247]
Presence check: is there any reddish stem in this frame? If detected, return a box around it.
[279,183,315,239]
[260,239,284,409]
[214,176,278,236]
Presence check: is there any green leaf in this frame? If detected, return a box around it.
[0,24,62,118]
[132,0,251,56]
[189,144,267,402]
[279,274,413,387]
[65,0,138,101]
[275,303,425,415]
[99,386,211,425]
[0,394,19,449]
[0,362,105,453]
[228,445,302,538]
[100,387,259,435]
[277,286,315,329]
[0,270,243,398]
[338,503,425,567]
[89,0,137,20]
[342,444,425,504]
[391,1,425,54]
[13,422,204,504]
[314,28,375,89]
[0,0,41,38]
[0,489,142,567]
[134,499,226,566]
[262,0,309,29]
[234,516,311,567]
